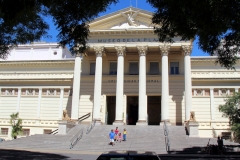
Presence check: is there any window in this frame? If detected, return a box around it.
[44,129,52,134]
[1,128,8,135]
[22,129,30,136]
[90,62,96,75]
[149,62,159,75]
[109,62,117,75]
[170,62,179,74]
[129,62,139,75]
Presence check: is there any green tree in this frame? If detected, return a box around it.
[10,112,23,139]
[0,0,118,58]
[219,92,240,141]
[147,0,240,69]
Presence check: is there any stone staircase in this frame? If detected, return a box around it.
[0,124,239,154]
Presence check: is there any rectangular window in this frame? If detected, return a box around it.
[90,62,95,75]
[170,62,179,74]
[1,128,8,135]
[44,129,52,134]
[109,62,117,75]
[129,62,139,75]
[22,129,30,136]
[149,62,159,75]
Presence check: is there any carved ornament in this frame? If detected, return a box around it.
[137,46,148,56]
[93,46,105,57]
[159,44,171,56]
[115,46,126,56]
[182,45,192,56]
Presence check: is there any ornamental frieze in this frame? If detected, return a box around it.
[107,79,160,83]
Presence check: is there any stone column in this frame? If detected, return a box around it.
[59,88,64,119]
[136,46,148,125]
[71,53,82,120]
[210,88,215,120]
[16,88,21,112]
[37,88,42,118]
[182,45,193,121]
[160,44,170,124]
[113,46,126,125]
[93,46,104,124]
[235,88,239,93]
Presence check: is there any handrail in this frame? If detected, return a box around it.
[86,119,96,134]
[48,129,58,135]
[163,121,170,152]
[78,112,91,123]
[70,128,83,149]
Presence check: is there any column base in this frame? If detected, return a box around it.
[113,120,124,125]
[160,120,171,126]
[94,119,102,126]
[136,120,148,126]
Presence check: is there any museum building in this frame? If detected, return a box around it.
[0,7,239,139]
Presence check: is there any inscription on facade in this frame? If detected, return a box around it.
[88,38,159,43]
[108,80,159,83]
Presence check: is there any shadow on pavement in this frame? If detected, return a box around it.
[0,149,69,160]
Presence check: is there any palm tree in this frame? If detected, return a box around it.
[10,113,22,139]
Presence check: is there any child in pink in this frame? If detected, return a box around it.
[118,133,122,143]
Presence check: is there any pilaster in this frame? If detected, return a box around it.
[37,88,42,118]
[210,88,215,120]
[16,88,21,112]
[59,88,64,119]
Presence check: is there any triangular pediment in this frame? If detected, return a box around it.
[89,7,153,30]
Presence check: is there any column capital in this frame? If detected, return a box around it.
[137,46,148,56]
[115,46,126,56]
[159,44,171,56]
[182,45,193,56]
[93,46,105,57]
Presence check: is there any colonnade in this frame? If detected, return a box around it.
[71,45,193,125]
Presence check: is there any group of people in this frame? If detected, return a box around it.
[109,127,127,146]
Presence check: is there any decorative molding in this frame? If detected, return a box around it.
[93,46,105,57]
[0,60,74,67]
[137,46,148,56]
[26,89,35,96]
[159,44,170,56]
[182,45,192,56]
[115,46,126,56]
[47,89,56,96]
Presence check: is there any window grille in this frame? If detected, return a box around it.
[170,62,179,74]
[22,129,30,136]
[149,62,159,75]
[109,62,117,75]
[129,62,139,75]
[90,62,96,75]
[1,128,8,135]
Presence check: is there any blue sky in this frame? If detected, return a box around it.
[42,0,208,56]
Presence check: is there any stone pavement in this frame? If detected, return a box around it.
[0,124,239,159]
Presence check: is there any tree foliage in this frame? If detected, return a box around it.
[10,112,23,139]
[219,92,240,140]
[0,0,117,58]
[147,0,240,69]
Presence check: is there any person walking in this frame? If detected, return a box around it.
[217,136,223,155]
[109,129,115,146]
[123,128,127,141]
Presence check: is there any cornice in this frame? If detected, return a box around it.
[0,60,75,66]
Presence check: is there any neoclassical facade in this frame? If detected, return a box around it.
[0,7,239,139]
